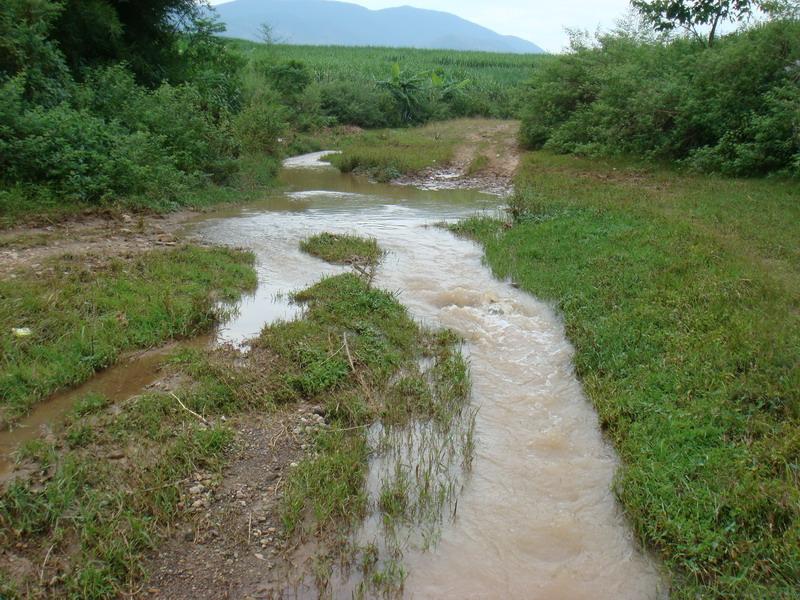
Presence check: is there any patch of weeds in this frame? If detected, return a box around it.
[66,423,95,448]
[0,348,251,598]
[69,392,110,419]
[506,185,556,224]
[282,430,370,536]
[268,261,473,595]
[466,153,490,176]
[301,232,382,267]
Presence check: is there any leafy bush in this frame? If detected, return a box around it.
[520,20,800,177]
[317,80,396,128]
[0,1,259,211]
[0,86,188,203]
[234,94,287,154]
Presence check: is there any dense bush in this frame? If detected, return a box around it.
[520,20,800,177]
[317,80,397,128]
[234,93,288,154]
[0,0,257,210]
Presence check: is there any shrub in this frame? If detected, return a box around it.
[0,92,188,203]
[519,20,800,177]
[234,94,288,154]
[318,80,396,128]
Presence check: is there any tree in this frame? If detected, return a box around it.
[52,0,208,85]
[258,23,284,45]
[631,0,763,46]
[760,0,800,18]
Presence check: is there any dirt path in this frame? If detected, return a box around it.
[0,211,197,278]
[142,405,322,600]
[393,119,521,195]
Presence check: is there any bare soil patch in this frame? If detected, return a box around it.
[0,211,198,278]
[141,406,324,600]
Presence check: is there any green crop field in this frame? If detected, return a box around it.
[229,40,543,83]
[228,39,548,119]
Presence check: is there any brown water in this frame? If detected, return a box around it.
[192,155,667,599]
[0,338,208,481]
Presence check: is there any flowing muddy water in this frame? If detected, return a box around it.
[191,156,666,599]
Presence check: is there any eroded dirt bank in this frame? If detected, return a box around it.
[0,211,195,279]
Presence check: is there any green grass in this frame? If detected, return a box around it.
[265,273,468,532]
[0,246,256,423]
[454,151,800,599]
[324,120,469,181]
[0,348,263,599]
[300,232,382,267]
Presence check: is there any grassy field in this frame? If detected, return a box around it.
[230,40,542,81]
[0,246,256,423]
[454,152,799,598]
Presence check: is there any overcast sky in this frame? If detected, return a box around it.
[210,0,635,51]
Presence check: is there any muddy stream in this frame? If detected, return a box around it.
[2,153,665,598]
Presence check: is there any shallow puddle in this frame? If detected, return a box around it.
[0,337,209,481]
[191,156,666,598]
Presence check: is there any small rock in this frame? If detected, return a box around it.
[189,484,205,495]
[254,553,265,561]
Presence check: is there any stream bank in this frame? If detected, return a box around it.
[1,121,670,598]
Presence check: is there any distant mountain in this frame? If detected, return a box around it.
[211,0,544,54]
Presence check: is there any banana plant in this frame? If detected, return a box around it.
[378,62,427,123]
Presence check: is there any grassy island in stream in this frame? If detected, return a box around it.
[300,232,382,267]
[453,151,800,599]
